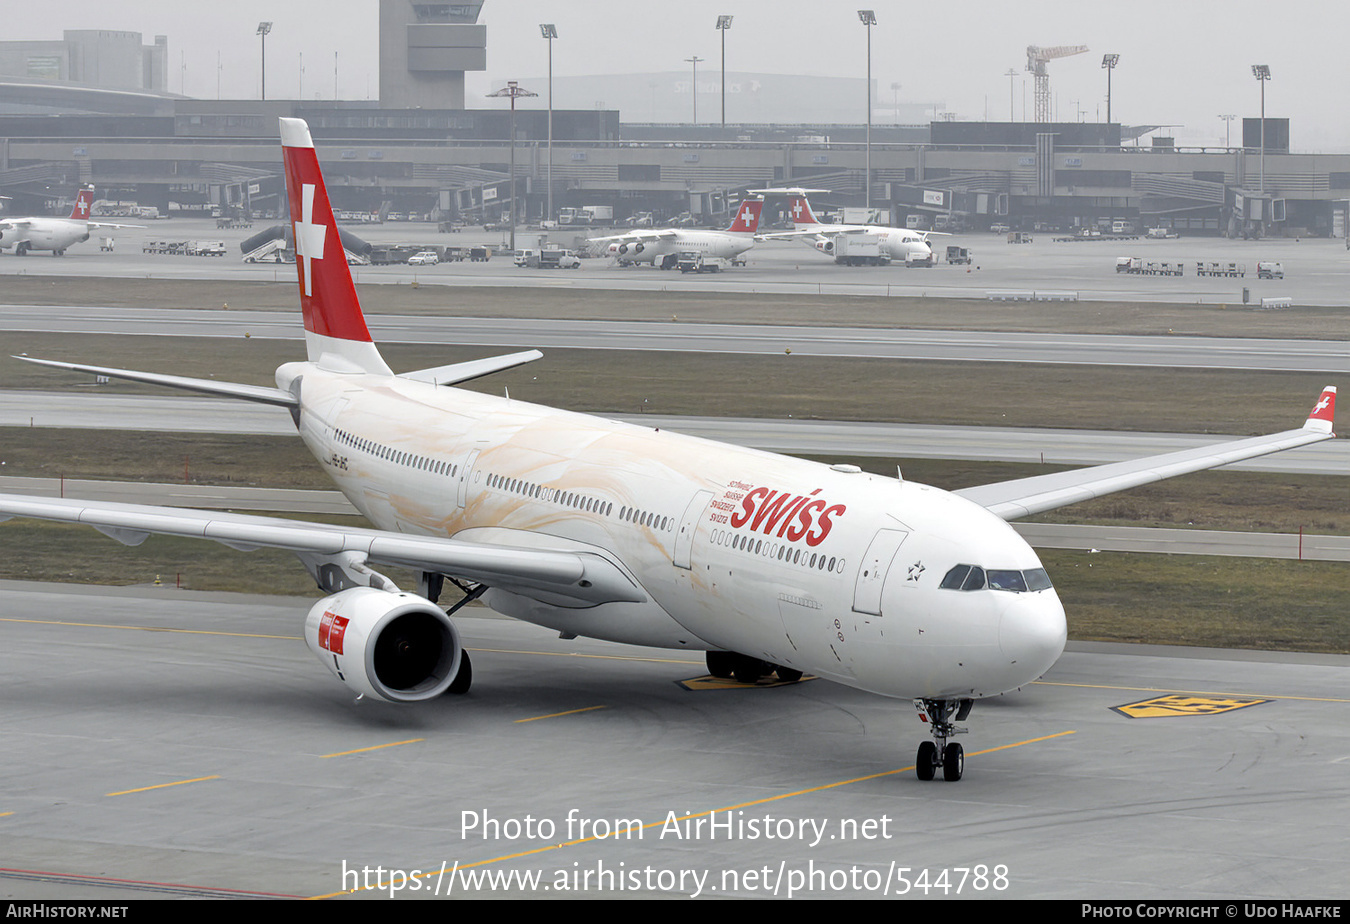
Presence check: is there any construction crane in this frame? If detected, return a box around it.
[1026,44,1089,123]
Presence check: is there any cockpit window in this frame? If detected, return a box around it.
[939,564,971,589]
[940,564,1052,593]
[987,570,1028,592]
[961,566,986,591]
[1024,568,1053,591]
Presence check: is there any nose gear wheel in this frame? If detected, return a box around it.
[914,698,971,782]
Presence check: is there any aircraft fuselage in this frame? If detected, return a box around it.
[281,361,1068,702]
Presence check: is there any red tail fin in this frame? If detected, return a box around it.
[68,187,93,220]
[725,199,763,234]
[279,118,390,374]
[788,196,821,227]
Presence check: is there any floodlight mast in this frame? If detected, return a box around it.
[486,80,539,252]
[717,16,733,127]
[257,22,273,101]
[1252,64,1271,196]
[1101,54,1119,125]
[540,25,557,225]
[858,11,876,211]
[685,56,703,124]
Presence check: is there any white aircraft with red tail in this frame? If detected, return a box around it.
[0,186,142,256]
[1,120,1336,781]
[752,187,937,264]
[588,199,763,268]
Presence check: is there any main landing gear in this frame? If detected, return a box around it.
[421,570,481,697]
[914,698,973,782]
[705,651,802,684]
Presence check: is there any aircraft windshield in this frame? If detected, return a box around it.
[940,564,1052,593]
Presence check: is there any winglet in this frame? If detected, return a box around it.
[1305,385,1336,434]
[279,117,391,375]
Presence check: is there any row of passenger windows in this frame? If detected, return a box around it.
[710,528,846,574]
[940,564,1053,593]
[333,427,460,478]
[484,472,673,532]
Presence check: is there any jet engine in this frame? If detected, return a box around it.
[815,238,834,254]
[632,242,645,254]
[304,587,462,703]
[616,243,630,255]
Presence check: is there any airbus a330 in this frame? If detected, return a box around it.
[1,120,1336,782]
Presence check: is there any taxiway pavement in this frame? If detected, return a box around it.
[1,305,1346,372]
[1,580,1346,900]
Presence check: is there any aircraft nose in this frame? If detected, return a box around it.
[998,590,1067,682]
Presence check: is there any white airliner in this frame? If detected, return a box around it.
[0,187,143,256]
[588,199,763,268]
[1,119,1337,782]
[752,187,937,264]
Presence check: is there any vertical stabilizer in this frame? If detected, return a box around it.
[69,187,93,220]
[279,118,392,375]
[788,196,823,228]
[724,199,764,234]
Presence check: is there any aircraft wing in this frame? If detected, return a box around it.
[0,494,646,608]
[88,221,147,230]
[955,386,1337,521]
[756,229,825,241]
[587,229,678,244]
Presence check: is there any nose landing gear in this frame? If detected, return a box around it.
[914,698,973,781]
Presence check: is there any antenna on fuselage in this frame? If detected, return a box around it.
[897,466,904,482]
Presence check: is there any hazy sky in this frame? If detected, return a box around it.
[9,1,1350,151]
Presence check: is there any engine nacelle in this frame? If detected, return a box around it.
[815,238,834,254]
[305,587,462,703]
[616,242,630,255]
[632,242,645,254]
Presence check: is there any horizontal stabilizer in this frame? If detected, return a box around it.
[400,350,543,386]
[12,355,297,407]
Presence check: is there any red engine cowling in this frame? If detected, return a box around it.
[304,587,462,703]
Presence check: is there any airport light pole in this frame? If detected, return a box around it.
[256,22,272,101]
[1252,65,1270,196]
[1219,113,1237,148]
[716,16,733,127]
[685,56,703,124]
[487,81,538,253]
[1101,54,1119,125]
[1005,68,1018,121]
[540,24,557,226]
[858,10,875,211]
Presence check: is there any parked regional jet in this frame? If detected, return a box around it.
[0,187,142,256]
[0,120,1336,782]
[588,199,763,268]
[752,187,936,264]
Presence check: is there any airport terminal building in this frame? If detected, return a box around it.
[1,2,1347,237]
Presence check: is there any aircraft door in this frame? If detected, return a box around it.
[457,448,481,508]
[672,490,714,569]
[852,528,909,616]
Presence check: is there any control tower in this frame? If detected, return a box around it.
[379,1,487,109]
